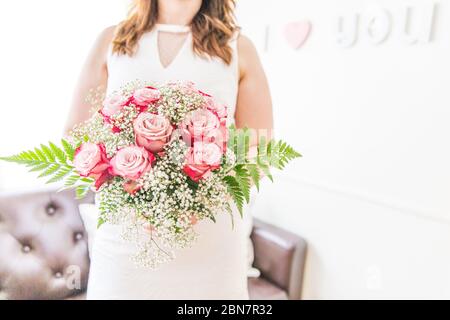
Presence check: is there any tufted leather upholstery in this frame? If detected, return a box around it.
[0,190,93,300]
[0,189,306,300]
[250,219,307,300]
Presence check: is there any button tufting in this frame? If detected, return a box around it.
[54,271,63,279]
[74,232,84,242]
[22,245,32,253]
[46,203,57,216]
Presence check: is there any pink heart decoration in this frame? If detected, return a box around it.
[284,21,312,49]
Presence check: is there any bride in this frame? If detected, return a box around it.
[65,0,273,300]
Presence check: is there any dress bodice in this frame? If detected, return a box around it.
[106,24,239,124]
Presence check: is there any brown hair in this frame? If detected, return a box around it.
[112,0,238,65]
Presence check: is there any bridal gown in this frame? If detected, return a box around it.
[86,24,251,300]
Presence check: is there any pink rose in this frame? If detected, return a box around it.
[100,94,128,118]
[197,90,227,121]
[181,109,222,143]
[73,143,110,190]
[109,146,155,180]
[132,86,161,108]
[206,99,228,123]
[133,113,173,153]
[183,142,223,182]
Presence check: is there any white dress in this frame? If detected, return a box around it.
[86,24,251,300]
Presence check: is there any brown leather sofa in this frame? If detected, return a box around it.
[0,189,306,300]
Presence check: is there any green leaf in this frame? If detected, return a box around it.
[38,164,60,178]
[25,150,39,161]
[235,165,251,203]
[1,142,78,187]
[40,144,55,162]
[28,163,50,172]
[64,174,81,187]
[208,215,217,223]
[46,166,72,184]
[80,177,95,184]
[61,139,76,161]
[223,175,245,217]
[246,164,261,191]
[49,142,67,164]
[97,217,105,229]
[257,135,269,166]
[0,154,27,164]
[34,148,47,162]
[228,127,252,165]
[237,128,251,164]
[75,184,90,199]
[260,163,273,182]
[267,140,302,170]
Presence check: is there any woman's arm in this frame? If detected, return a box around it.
[235,35,274,146]
[64,26,116,135]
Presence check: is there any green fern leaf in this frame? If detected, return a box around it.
[227,126,252,164]
[223,175,245,217]
[34,148,47,162]
[64,174,81,187]
[38,164,60,178]
[246,163,261,191]
[258,163,273,182]
[49,142,67,164]
[19,152,32,162]
[46,166,72,184]
[0,154,26,164]
[0,142,81,191]
[268,140,302,170]
[40,144,55,162]
[28,163,50,172]
[257,136,269,166]
[25,150,39,161]
[61,139,76,161]
[75,184,91,200]
[97,217,105,229]
[236,128,251,164]
[235,165,251,203]
[80,177,95,184]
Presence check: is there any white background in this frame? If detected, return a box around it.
[0,0,449,299]
[0,0,127,190]
[237,0,450,299]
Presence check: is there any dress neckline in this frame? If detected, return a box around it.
[155,23,191,33]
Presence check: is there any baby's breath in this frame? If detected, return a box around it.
[78,81,231,268]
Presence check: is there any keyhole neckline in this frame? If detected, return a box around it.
[154,29,191,70]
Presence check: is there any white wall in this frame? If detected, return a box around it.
[237,0,450,299]
[0,0,127,191]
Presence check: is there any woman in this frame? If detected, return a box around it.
[66,0,273,299]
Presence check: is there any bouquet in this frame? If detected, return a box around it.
[1,81,300,267]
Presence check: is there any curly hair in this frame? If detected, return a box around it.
[112,0,238,65]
